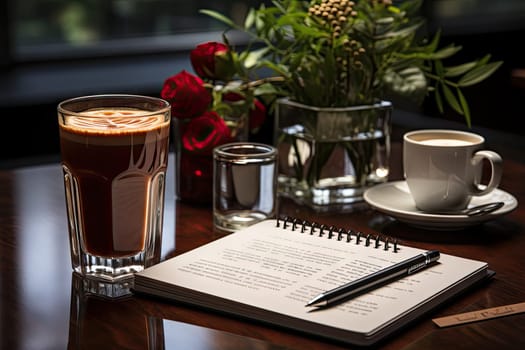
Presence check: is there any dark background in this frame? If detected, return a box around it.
[1,1,524,166]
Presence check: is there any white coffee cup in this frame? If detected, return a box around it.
[403,129,503,212]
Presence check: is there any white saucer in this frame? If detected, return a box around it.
[363,181,518,230]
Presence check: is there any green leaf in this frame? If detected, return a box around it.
[458,61,503,87]
[383,67,427,104]
[199,9,237,28]
[442,83,464,115]
[477,54,492,66]
[425,30,441,53]
[398,0,424,16]
[435,60,444,77]
[444,62,478,77]
[244,9,256,29]
[428,45,462,60]
[457,88,471,127]
[254,83,279,97]
[243,47,269,69]
[374,21,422,41]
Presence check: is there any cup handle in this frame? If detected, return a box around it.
[471,150,503,196]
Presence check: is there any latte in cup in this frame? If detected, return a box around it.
[58,95,170,287]
[60,108,170,257]
[403,129,502,213]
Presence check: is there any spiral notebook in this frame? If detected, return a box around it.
[134,218,491,346]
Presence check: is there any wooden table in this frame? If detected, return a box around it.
[1,134,524,350]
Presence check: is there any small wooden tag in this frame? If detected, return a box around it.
[432,301,525,328]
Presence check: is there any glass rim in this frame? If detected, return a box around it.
[404,129,484,146]
[57,94,171,117]
[213,142,277,163]
[277,97,392,112]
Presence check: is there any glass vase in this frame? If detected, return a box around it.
[173,113,249,205]
[274,98,392,211]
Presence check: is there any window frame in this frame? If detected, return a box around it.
[0,2,252,109]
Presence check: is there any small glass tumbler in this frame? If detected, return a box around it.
[58,94,170,293]
[213,142,278,232]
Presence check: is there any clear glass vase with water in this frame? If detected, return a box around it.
[274,98,392,211]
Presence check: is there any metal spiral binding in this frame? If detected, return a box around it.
[276,216,399,252]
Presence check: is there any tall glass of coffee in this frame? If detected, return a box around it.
[58,94,170,295]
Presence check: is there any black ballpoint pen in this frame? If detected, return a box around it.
[306,250,440,308]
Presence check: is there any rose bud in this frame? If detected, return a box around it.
[190,41,235,81]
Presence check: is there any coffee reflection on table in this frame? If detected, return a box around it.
[67,273,164,350]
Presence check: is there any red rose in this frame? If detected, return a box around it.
[223,93,266,132]
[181,111,233,154]
[190,42,233,80]
[161,70,211,119]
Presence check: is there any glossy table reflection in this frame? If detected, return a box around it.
[1,136,525,350]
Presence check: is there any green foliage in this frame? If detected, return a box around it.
[202,0,503,127]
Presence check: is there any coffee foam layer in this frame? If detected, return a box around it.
[418,138,472,146]
[60,108,169,135]
[408,132,481,145]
